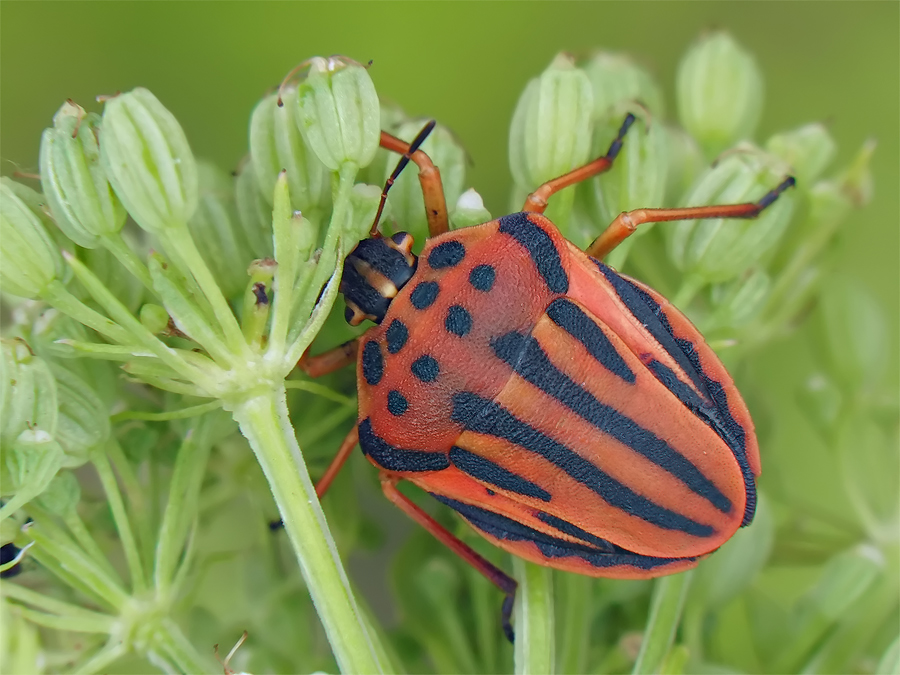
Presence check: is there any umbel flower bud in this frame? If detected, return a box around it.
[249,90,329,214]
[1,340,58,447]
[234,162,274,261]
[450,189,492,230]
[100,87,198,235]
[765,123,837,185]
[664,149,795,283]
[677,32,764,157]
[0,180,65,299]
[581,52,665,120]
[295,56,381,171]
[50,362,111,467]
[40,100,126,248]
[509,52,594,190]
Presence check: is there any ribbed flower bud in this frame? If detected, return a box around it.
[100,88,198,235]
[665,149,795,283]
[0,181,65,299]
[188,161,250,299]
[663,125,705,204]
[385,120,466,240]
[450,189,492,230]
[40,100,126,248]
[249,90,330,214]
[295,57,381,171]
[581,52,665,119]
[677,32,764,157]
[234,162,274,260]
[0,430,64,508]
[765,123,837,185]
[50,362,110,467]
[709,268,772,329]
[509,53,594,190]
[0,340,58,446]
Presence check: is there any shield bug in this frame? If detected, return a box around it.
[298,115,795,641]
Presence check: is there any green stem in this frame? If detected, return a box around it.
[1,583,115,628]
[557,573,593,674]
[229,387,386,674]
[154,414,214,591]
[93,449,147,593]
[13,606,113,633]
[100,232,154,292]
[163,226,251,361]
[632,570,694,675]
[74,640,128,675]
[63,510,122,583]
[153,618,218,675]
[42,280,136,346]
[514,557,555,675]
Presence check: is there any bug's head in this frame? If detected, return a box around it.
[340,232,417,326]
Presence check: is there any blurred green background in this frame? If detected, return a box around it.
[2,1,897,666]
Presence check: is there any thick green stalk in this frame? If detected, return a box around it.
[230,386,386,674]
[632,570,694,675]
[514,557,555,675]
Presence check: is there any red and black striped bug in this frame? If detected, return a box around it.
[299,115,795,641]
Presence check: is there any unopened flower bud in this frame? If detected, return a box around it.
[249,90,330,215]
[663,124,706,204]
[140,303,171,335]
[50,362,110,466]
[450,189,492,230]
[346,184,382,252]
[765,123,836,185]
[188,162,249,299]
[677,32,764,157]
[665,149,795,283]
[582,52,665,119]
[710,268,771,328]
[0,430,64,510]
[100,88,198,235]
[509,53,594,190]
[40,100,126,248]
[295,57,381,170]
[385,120,466,240]
[0,181,65,299]
[1,341,57,449]
[234,162,274,260]
[34,471,81,517]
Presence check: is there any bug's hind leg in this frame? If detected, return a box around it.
[296,339,359,377]
[380,475,518,642]
[522,114,636,214]
[584,176,796,259]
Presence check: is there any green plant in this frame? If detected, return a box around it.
[0,33,895,675]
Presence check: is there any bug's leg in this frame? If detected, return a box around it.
[380,474,518,642]
[377,124,450,237]
[296,338,359,377]
[522,114,636,214]
[585,176,797,259]
[314,424,360,499]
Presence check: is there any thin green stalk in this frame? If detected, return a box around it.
[100,232,154,292]
[93,449,147,593]
[42,280,136,346]
[632,570,694,675]
[154,415,214,591]
[154,618,218,675]
[285,379,355,406]
[671,275,704,310]
[1,583,115,627]
[74,640,128,675]
[13,606,114,633]
[514,557,555,675]
[162,226,251,360]
[63,510,122,583]
[557,573,593,674]
[230,387,386,674]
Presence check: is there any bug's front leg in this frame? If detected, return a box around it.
[380,474,518,642]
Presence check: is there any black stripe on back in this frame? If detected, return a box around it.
[450,392,714,537]
[536,511,615,551]
[547,298,635,384]
[498,213,568,293]
[490,331,733,516]
[449,446,551,502]
[358,418,449,472]
[433,494,694,571]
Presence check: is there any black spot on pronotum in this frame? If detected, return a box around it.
[446,306,472,337]
[410,281,439,310]
[498,213,568,293]
[385,319,409,354]
[469,264,496,291]
[387,390,409,416]
[362,341,383,385]
[358,418,449,472]
[428,241,466,269]
[411,355,439,382]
